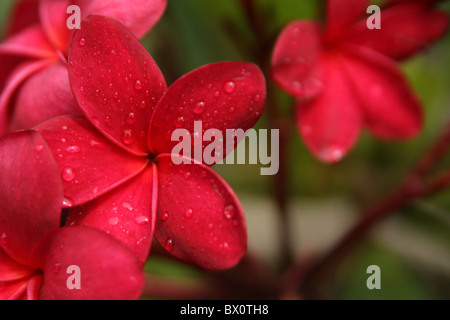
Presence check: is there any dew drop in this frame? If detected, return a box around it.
[254,94,261,102]
[62,167,75,182]
[164,239,174,251]
[122,202,133,211]
[194,101,206,114]
[161,212,169,222]
[214,91,220,98]
[134,80,143,91]
[35,145,44,152]
[0,233,8,245]
[53,263,61,274]
[113,92,119,99]
[122,129,135,145]
[184,171,191,180]
[228,107,235,114]
[139,100,147,109]
[126,112,136,125]
[224,81,236,93]
[66,145,81,154]
[224,205,236,220]
[79,38,86,46]
[105,115,112,124]
[174,117,185,128]
[185,208,193,218]
[135,216,150,226]
[109,217,119,226]
[62,198,73,207]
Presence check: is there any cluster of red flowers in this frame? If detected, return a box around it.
[0,0,447,300]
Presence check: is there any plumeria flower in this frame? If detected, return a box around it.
[0,130,144,300]
[271,0,448,163]
[35,15,266,270]
[0,0,167,135]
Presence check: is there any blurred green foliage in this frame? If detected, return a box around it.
[1,0,450,300]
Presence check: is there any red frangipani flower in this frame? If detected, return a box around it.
[0,130,144,300]
[35,16,266,269]
[0,0,166,135]
[271,0,448,163]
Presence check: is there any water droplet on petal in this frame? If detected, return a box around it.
[184,171,191,180]
[53,263,61,274]
[126,113,136,125]
[319,147,344,163]
[109,217,119,226]
[194,101,206,114]
[214,91,220,98]
[254,94,261,102]
[139,101,147,109]
[185,208,193,218]
[174,117,185,128]
[135,216,150,226]
[62,167,75,182]
[79,38,86,46]
[62,198,73,207]
[122,129,135,145]
[224,205,236,220]
[35,145,44,152]
[66,145,80,154]
[122,202,133,211]
[134,80,143,91]
[164,239,174,251]
[224,81,236,93]
[161,212,169,222]
[1,233,8,245]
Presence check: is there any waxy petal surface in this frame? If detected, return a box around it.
[271,21,323,97]
[67,166,157,264]
[154,155,247,270]
[11,61,82,131]
[340,45,422,139]
[36,116,149,208]
[0,131,63,265]
[296,54,363,163]
[68,15,166,156]
[149,62,265,163]
[30,226,144,300]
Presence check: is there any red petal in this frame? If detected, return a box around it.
[26,275,42,300]
[30,226,144,300]
[0,24,56,58]
[296,53,363,163]
[10,61,82,131]
[76,0,167,38]
[35,116,149,208]
[154,155,247,270]
[271,21,324,97]
[39,0,72,52]
[325,0,369,36]
[149,62,265,164]
[68,15,166,156]
[342,2,449,60]
[4,0,40,36]
[0,247,34,282]
[0,59,51,135]
[0,278,30,300]
[340,45,422,139]
[67,165,156,265]
[0,131,63,265]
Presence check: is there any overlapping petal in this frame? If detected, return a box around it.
[39,0,72,52]
[149,62,266,163]
[0,247,34,282]
[35,116,149,208]
[67,166,157,264]
[325,0,369,36]
[30,226,144,300]
[154,155,247,270]
[271,21,323,97]
[340,45,422,139]
[10,61,81,131]
[68,15,167,156]
[0,131,63,265]
[296,53,363,163]
[342,2,449,60]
